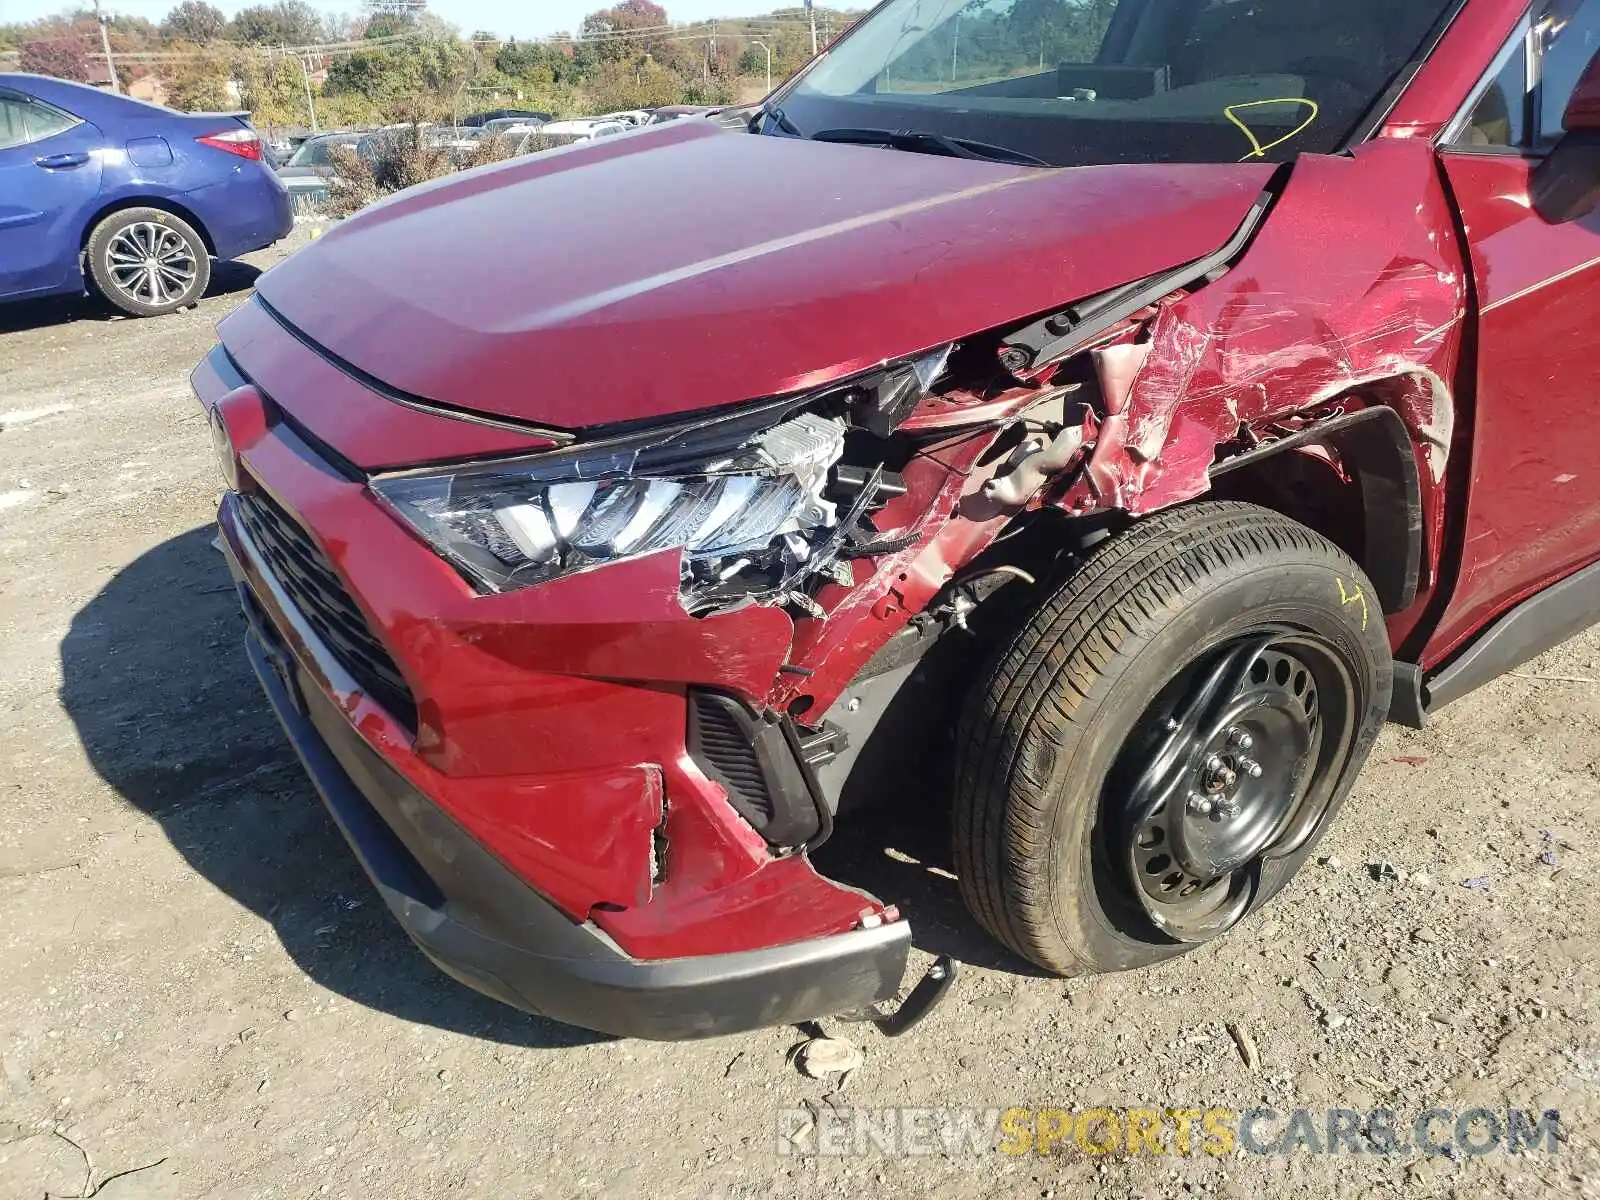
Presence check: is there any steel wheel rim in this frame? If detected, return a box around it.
[106,222,197,307]
[1107,629,1357,943]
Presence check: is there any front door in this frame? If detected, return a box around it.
[1431,0,1600,662]
[0,88,104,300]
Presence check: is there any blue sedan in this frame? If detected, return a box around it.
[0,73,293,316]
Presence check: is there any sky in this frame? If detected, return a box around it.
[3,1,797,40]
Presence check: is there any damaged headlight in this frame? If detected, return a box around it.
[371,412,850,611]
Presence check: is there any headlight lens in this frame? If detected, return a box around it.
[371,411,848,608]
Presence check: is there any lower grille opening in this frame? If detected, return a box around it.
[686,690,828,850]
[235,488,419,733]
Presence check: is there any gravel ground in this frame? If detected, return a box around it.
[0,227,1596,1199]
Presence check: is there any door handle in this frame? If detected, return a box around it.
[35,152,90,169]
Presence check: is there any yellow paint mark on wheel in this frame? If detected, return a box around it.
[1337,578,1369,631]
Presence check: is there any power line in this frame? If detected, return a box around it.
[95,22,815,63]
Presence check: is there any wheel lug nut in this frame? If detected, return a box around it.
[1187,792,1213,816]
[1229,728,1253,750]
[1204,754,1224,772]
[1239,757,1264,778]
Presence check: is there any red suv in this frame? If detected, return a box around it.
[196,0,1600,1038]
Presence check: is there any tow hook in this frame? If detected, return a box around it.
[851,955,959,1037]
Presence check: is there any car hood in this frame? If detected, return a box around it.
[254,120,1274,430]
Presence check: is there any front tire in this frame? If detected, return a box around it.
[86,208,211,317]
[953,502,1391,975]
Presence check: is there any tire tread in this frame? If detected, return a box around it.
[953,502,1380,973]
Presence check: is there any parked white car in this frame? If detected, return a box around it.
[517,118,633,151]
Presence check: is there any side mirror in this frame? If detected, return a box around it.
[1533,49,1600,222]
[1563,45,1600,133]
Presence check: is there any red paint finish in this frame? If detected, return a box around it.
[256,119,1272,429]
[1381,0,1527,141]
[1565,44,1600,130]
[1053,140,1467,633]
[1426,150,1600,665]
[212,299,553,471]
[202,375,883,954]
[197,0,1600,984]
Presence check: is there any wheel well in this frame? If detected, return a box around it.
[1207,406,1423,615]
[79,197,217,257]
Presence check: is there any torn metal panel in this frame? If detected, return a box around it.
[759,144,1468,718]
[767,424,1012,712]
[1055,140,1467,569]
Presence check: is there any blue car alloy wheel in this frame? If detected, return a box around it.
[86,208,212,317]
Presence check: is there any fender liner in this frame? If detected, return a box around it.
[1210,406,1423,615]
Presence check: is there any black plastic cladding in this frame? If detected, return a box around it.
[686,690,833,850]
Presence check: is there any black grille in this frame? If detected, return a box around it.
[690,693,774,824]
[235,488,418,732]
[686,690,825,848]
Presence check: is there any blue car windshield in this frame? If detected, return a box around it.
[776,0,1459,166]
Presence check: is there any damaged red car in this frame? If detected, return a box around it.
[195,0,1600,1037]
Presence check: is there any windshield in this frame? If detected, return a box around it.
[287,138,350,167]
[778,0,1458,166]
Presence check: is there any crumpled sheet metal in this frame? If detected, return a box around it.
[767,425,1008,711]
[1061,139,1467,520]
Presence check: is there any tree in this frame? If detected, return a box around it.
[364,13,414,39]
[323,29,467,106]
[231,1,325,47]
[580,1,669,63]
[163,41,237,111]
[322,13,368,41]
[586,57,684,111]
[235,49,314,126]
[161,1,227,43]
[20,37,91,82]
[494,38,575,83]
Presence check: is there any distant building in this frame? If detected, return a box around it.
[126,73,169,106]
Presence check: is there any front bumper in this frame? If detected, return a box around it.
[221,506,913,1037]
[237,609,909,1038]
[199,330,918,1037]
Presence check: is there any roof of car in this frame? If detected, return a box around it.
[0,72,174,122]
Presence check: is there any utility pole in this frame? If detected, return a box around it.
[951,11,960,81]
[750,39,772,94]
[805,0,818,57]
[92,0,118,93]
[297,51,319,131]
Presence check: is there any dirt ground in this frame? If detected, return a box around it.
[0,227,1596,1199]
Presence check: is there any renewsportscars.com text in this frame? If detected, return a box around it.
[775,1105,1562,1159]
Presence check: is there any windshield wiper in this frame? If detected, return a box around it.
[753,106,805,136]
[807,126,1049,167]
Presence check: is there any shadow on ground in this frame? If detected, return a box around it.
[813,768,1049,978]
[0,260,261,334]
[59,525,602,1049]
